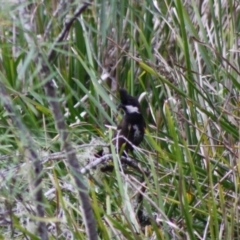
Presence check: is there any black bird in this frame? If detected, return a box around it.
[95,89,145,160]
[114,89,145,154]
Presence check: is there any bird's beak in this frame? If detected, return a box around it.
[117,103,123,110]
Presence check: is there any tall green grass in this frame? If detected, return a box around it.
[0,0,239,239]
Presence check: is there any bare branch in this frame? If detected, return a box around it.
[47,2,91,62]
[41,2,98,239]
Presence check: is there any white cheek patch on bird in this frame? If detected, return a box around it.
[125,105,140,114]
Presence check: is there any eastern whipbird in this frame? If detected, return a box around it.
[115,89,145,154]
[96,89,145,158]
[95,89,148,226]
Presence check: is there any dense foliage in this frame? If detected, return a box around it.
[0,0,239,239]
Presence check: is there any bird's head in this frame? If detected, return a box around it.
[117,89,141,115]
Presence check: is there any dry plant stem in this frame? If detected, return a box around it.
[0,150,149,179]
[43,0,67,39]
[17,0,97,239]
[80,154,149,175]
[47,2,90,61]
[43,2,98,240]
[43,83,98,239]
[0,82,48,240]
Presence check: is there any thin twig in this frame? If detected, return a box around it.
[47,2,91,62]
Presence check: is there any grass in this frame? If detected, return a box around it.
[0,0,239,239]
